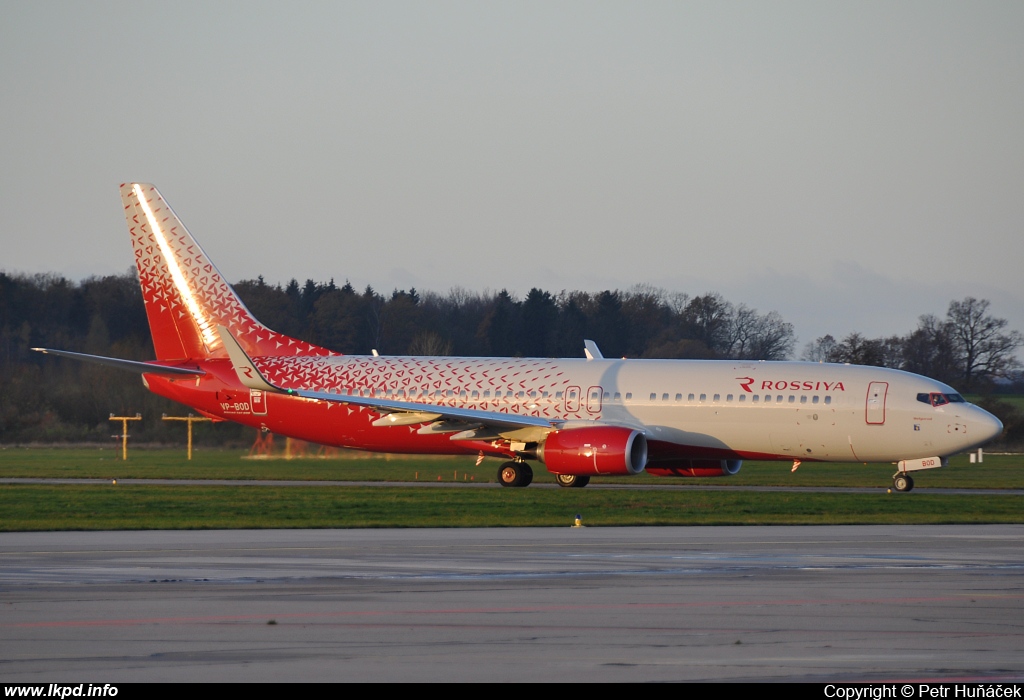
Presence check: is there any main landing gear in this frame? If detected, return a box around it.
[496,460,592,488]
[892,473,915,492]
[498,460,533,488]
[554,474,590,488]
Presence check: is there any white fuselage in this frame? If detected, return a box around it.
[249,353,1003,463]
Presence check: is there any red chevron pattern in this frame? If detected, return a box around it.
[121,183,333,360]
[252,355,591,419]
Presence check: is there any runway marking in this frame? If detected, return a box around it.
[10,593,1024,628]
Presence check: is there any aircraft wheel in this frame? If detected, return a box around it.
[519,463,534,487]
[893,474,914,492]
[555,474,591,488]
[498,461,531,487]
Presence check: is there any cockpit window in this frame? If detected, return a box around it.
[917,392,965,407]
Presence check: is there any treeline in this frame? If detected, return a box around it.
[234,276,796,361]
[800,298,1024,445]
[802,297,1022,390]
[1,270,1021,444]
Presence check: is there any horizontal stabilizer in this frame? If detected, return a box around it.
[32,348,205,376]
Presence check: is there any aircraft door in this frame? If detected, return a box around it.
[565,386,581,413]
[866,382,888,425]
[250,389,267,416]
[586,385,603,414]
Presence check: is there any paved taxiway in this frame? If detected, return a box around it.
[3,477,1023,496]
[2,526,1023,682]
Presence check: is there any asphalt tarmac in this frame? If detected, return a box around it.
[2,526,1023,682]
[3,477,1023,496]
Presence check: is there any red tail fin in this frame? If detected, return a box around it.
[121,183,334,360]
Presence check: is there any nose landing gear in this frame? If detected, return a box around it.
[892,473,915,492]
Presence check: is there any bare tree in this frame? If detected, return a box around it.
[408,331,454,356]
[746,310,796,361]
[802,334,841,363]
[946,298,1023,387]
[683,293,733,354]
[901,314,958,384]
[724,306,795,360]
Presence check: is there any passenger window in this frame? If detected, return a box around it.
[555,391,562,399]
[765,395,772,403]
[662,393,669,401]
[788,395,795,403]
[650,393,657,401]
[727,394,733,402]
[484,390,491,398]
[800,396,807,404]
[688,393,695,401]
[713,394,720,402]
[738,394,746,402]
[812,396,819,404]
[625,393,632,400]
[752,395,760,403]
[824,396,832,405]
[699,393,707,402]
[614,392,621,401]
[471,390,479,399]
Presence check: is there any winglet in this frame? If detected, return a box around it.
[216,325,278,392]
[583,339,604,361]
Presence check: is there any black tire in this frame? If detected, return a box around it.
[497,461,532,487]
[519,463,534,487]
[555,474,591,488]
[893,474,914,492]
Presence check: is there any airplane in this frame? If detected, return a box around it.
[34,183,1004,492]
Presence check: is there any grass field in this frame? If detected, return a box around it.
[967,393,1024,412]
[2,484,1022,531]
[0,447,1020,531]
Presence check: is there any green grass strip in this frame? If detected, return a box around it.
[2,484,1022,531]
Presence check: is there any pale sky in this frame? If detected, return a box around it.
[2,1,1022,351]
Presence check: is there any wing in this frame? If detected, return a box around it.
[216,326,563,441]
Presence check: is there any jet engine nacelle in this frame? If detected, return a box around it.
[646,459,742,478]
[537,427,648,476]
